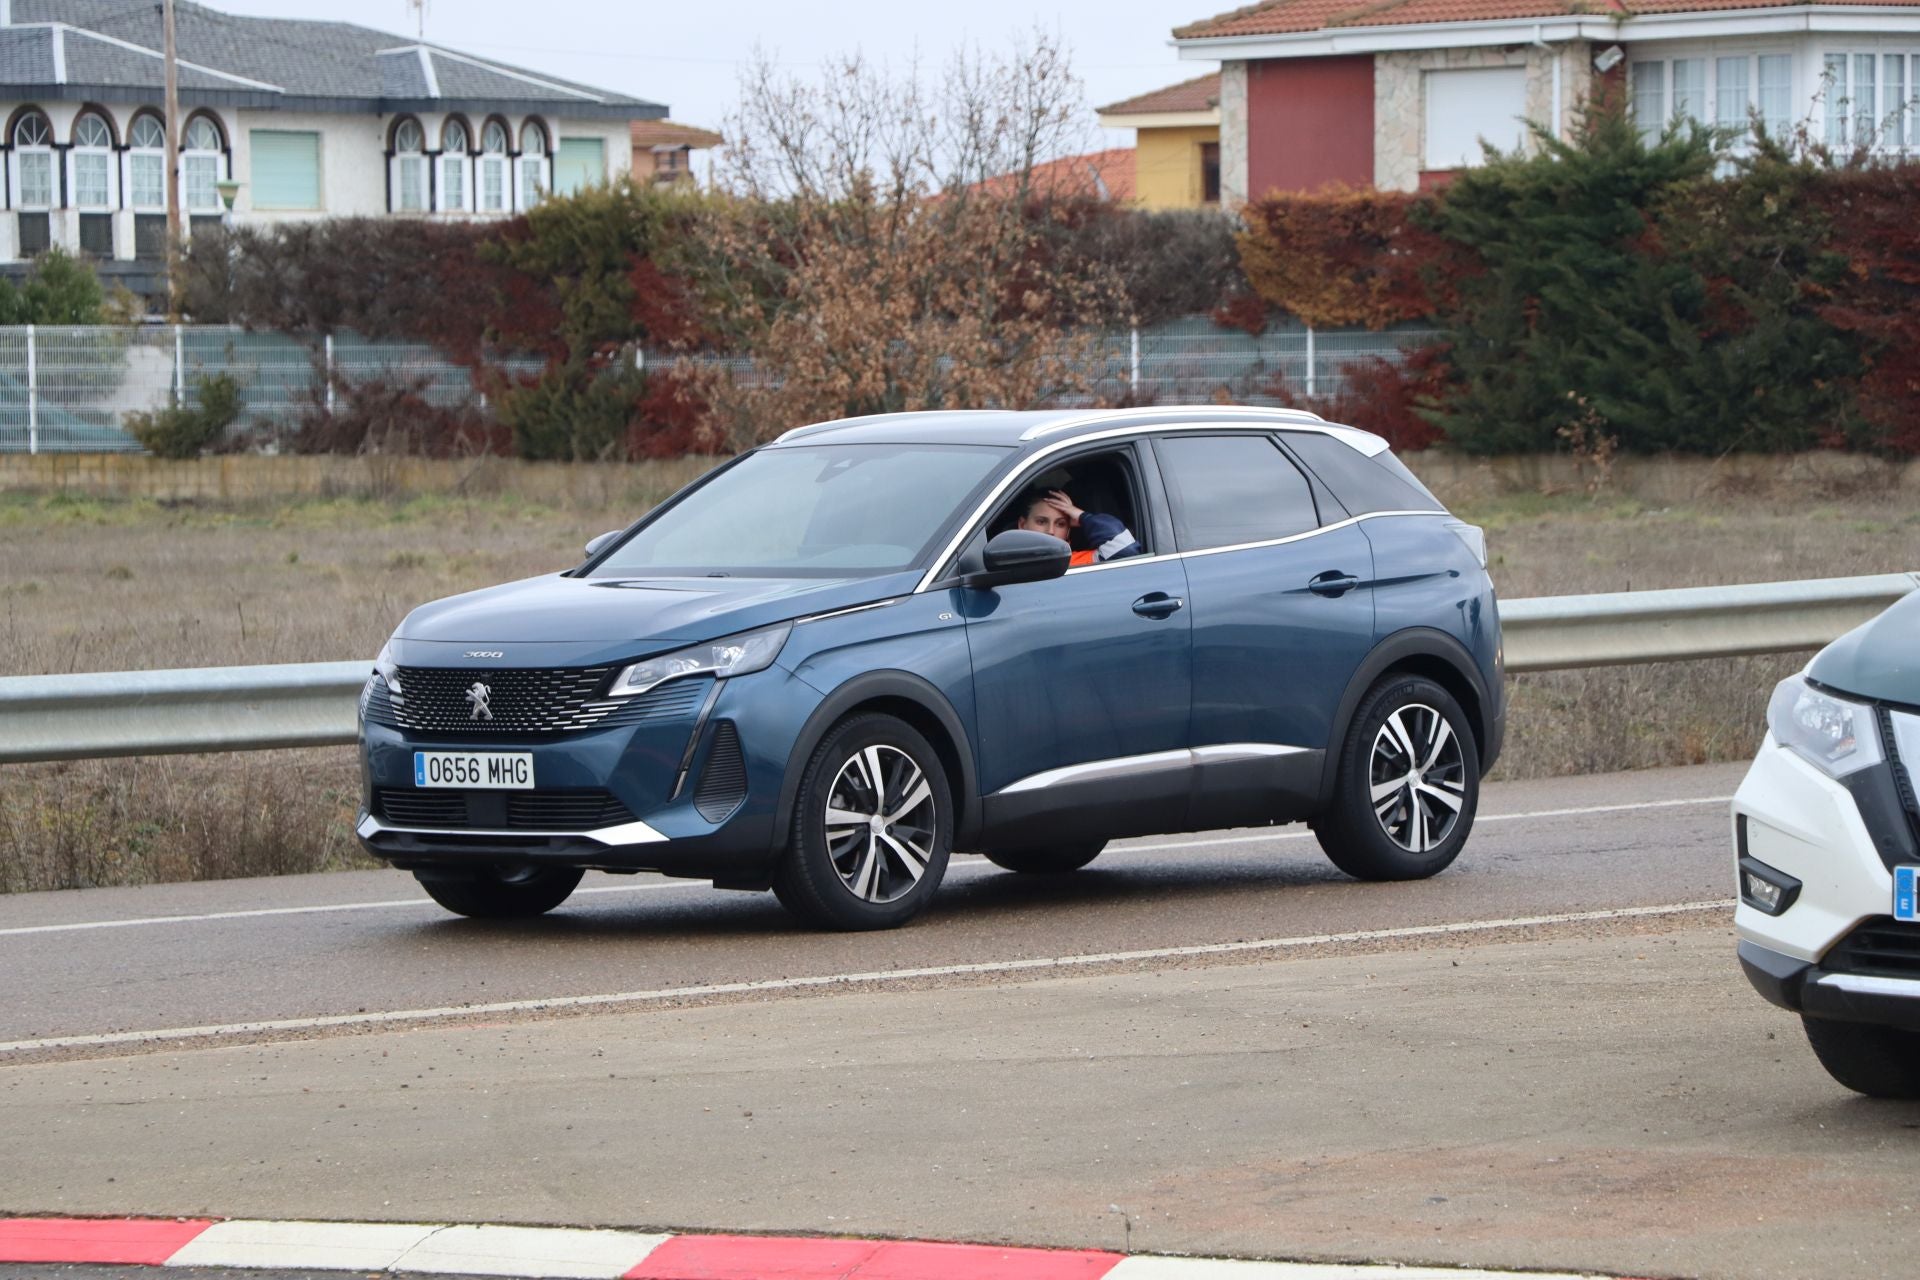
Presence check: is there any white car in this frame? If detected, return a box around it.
[1732,591,1920,1097]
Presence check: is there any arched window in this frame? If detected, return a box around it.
[439,117,470,213]
[128,113,167,211]
[480,119,509,213]
[72,112,116,212]
[391,117,427,212]
[12,110,55,210]
[182,115,225,213]
[516,120,549,211]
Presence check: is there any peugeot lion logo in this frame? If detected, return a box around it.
[465,682,494,721]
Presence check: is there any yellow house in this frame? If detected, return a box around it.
[1095,73,1221,210]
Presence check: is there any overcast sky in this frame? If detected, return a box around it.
[212,0,1221,166]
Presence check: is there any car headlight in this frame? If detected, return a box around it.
[372,643,402,697]
[608,623,792,698]
[1767,672,1882,778]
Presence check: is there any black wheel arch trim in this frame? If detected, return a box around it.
[1322,628,1498,804]
[771,670,983,857]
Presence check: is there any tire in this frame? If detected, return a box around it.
[1313,674,1479,881]
[413,865,584,919]
[983,841,1106,874]
[1801,1016,1920,1098]
[772,713,953,931]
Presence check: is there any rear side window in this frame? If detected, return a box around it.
[1281,431,1445,515]
[1154,434,1318,551]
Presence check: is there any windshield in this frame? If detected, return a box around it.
[593,443,1010,578]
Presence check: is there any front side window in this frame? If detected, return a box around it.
[481,121,509,211]
[14,111,53,209]
[73,113,114,210]
[393,118,427,211]
[1155,434,1319,551]
[183,116,224,212]
[130,114,166,209]
[594,444,1010,578]
[441,118,469,212]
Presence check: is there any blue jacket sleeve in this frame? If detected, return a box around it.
[1078,511,1142,562]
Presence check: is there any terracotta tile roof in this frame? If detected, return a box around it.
[1097,73,1222,116]
[1175,0,1920,39]
[970,148,1137,202]
[630,120,723,150]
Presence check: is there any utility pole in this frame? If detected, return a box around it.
[163,0,181,321]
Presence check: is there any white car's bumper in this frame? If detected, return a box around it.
[1733,731,1920,1030]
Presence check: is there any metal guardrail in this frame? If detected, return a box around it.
[0,572,1913,765]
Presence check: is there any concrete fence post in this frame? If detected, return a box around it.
[24,323,36,455]
[1129,327,1140,396]
[172,324,184,406]
[323,333,336,415]
[1305,324,1317,399]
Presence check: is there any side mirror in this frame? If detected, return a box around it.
[583,530,621,559]
[963,530,1071,589]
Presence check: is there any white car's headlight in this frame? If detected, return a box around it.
[1767,672,1882,778]
[609,623,792,698]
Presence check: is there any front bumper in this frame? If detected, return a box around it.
[1733,736,1920,1027]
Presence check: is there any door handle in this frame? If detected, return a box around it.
[1308,571,1360,598]
[1132,592,1184,620]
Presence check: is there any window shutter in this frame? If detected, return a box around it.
[1423,67,1527,171]
[554,137,605,194]
[250,130,321,210]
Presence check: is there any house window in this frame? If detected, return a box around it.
[183,116,224,214]
[1715,57,1750,132]
[1672,59,1707,124]
[73,112,115,212]
[517,121,549,210]
[555,137,605,195]
[251,129,321,210]
[1823,51,1919,150]
[1200,141,1220,204]
[13,110,54,210]
[1758,54,1793,139]
[392,118,428,211]
[480,120,509,212]
[1422,66,1527,171]
[440,118,469,213]
[129,114,166,210]
[1630,61,1666,141]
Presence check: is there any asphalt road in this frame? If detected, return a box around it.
[7,761,1917,1280]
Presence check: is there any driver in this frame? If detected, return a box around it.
[1014,488,1142,567]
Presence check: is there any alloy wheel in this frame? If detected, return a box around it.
[1368,702,1468,854]
[823,745,937,904]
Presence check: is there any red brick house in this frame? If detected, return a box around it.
[1173,0,1920,201]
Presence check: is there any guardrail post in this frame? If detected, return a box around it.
[25,322,36,455]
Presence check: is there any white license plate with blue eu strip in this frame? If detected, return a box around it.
[414,752,534,790]
[1897,866,1919,923]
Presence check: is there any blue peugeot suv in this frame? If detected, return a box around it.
[357,407,1505,930]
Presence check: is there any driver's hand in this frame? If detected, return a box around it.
[1042,491,1083,526]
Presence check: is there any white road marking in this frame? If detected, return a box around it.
[0,794,1733,940]
[0,899,1733,1055]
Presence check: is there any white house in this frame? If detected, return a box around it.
[1170,0,1920,201]
[0,0,669,295]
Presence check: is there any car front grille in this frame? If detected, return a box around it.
[373,788,637,832]
[1825,917,1920,980]
[362,668,710,735]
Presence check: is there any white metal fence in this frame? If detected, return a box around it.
[0,319,1441,454]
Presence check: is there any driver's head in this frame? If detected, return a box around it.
[1015,489,1072,542]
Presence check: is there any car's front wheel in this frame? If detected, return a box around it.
[1802,1016,1920,1098]
[1314,674,1479,881]
[982,841,1106,874]
[413,865,584,919]
[773,713,953,930]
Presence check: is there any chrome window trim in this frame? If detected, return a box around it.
[1815,972,1920,1000]
[795,598,903,623]
[357,812,667,846]
[992,743,1309,796]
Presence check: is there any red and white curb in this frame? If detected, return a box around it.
[0,1217,1626,1279]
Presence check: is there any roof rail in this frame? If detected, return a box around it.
[1015,405,1325,442]
[771,409,1013,445]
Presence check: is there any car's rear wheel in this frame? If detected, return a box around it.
[982,841,1106,874]
[413,865,584,919]
[1313,674,1478,881]
[773,713,952,931]
[1801,1015,1920,1098]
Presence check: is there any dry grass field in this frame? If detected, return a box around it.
[2,468,1916,892]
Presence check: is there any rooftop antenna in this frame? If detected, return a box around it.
[407,0,427,39]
